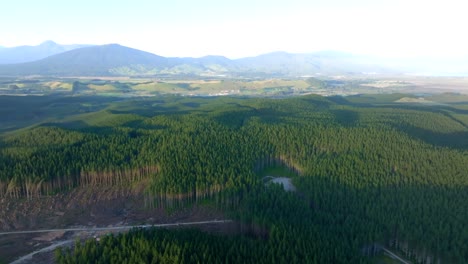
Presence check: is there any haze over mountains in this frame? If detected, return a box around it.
[0,40,91,64]
[0,42,466,77]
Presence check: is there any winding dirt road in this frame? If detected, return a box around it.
[5,219,232,264]
[0,219,232,236]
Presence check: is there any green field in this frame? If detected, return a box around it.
[2,76,467,98]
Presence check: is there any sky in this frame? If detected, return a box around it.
[1,0,468,59]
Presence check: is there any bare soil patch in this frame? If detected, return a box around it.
[0,186,227,263]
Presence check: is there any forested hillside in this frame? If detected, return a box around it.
[1,94,467,263]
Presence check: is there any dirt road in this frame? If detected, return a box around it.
[6,220,232,264]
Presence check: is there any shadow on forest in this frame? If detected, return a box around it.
[182,102,201,108]
[214,108,291,129]
[122,120,168,130]
[41,120,89,130]
[294,173,466,262]
[326,96,354,106]
[328,99,468,132]
[41,122,121,136]
[109,105,182,117]
[344,100,468,117]
[394,124,468,150]
[40,119,166,138]
[302,97,333,108]
[332,109,359,127]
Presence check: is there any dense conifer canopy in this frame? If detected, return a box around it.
[1,94,467,263]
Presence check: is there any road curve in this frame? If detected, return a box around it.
[10,240,73,264]
[0,219,233,236]
[381,247,412,264]
[7,220,233,264]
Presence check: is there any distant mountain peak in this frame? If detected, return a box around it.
[40,40,58,46]
[0,44,172,76]
[311,50,356,58]
[266,51,290,55]
[0,41,93,64]
[200,55,229,59]
[104,43,123,47]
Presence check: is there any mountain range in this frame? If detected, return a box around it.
[0,43,389,77]
[0,42,466,77]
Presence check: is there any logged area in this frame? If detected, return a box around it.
[1,94,467,263]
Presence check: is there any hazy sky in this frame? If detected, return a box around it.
[2,0,467,58]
